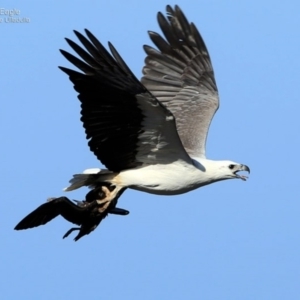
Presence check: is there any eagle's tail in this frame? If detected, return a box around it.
[64,168,116,191]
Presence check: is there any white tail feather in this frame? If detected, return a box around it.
[64,174,93,191]
[63,169,114,191]
[83,168,101,174]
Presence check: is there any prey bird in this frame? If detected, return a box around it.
[15,186,128,241]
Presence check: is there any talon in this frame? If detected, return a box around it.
[96,198,110,205]
[101,186,110,197]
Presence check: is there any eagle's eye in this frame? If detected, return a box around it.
[229,164,235,170]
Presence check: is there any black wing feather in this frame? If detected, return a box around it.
[59,31,146,171]
[15,197,85,230]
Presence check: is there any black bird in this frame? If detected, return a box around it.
[15,186,128,241]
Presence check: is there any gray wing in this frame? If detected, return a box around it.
[141,5,219,158]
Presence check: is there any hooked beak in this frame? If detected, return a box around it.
[234,164,250,181]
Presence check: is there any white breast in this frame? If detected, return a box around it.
[116,160,211,195]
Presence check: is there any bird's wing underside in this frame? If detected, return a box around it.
[142,5,219,158]
[59,29,192,172]
[14,197,85,230]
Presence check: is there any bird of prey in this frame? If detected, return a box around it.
[60,5,249,199]
[15,5,250,240]
[15,185,128,241]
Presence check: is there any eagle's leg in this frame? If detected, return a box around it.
[96,186,121,213]
[95,187,111,204]
[96,186,112,213]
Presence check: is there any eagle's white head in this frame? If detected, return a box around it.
[194,159,250,183]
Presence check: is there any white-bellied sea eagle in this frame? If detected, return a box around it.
[14,5,250,240]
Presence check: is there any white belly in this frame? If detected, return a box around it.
[116,160,208,195]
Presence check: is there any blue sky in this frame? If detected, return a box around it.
[2,0,300,299]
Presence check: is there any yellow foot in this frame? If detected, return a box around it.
[96,186,114,213]
[96,186,111,204]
